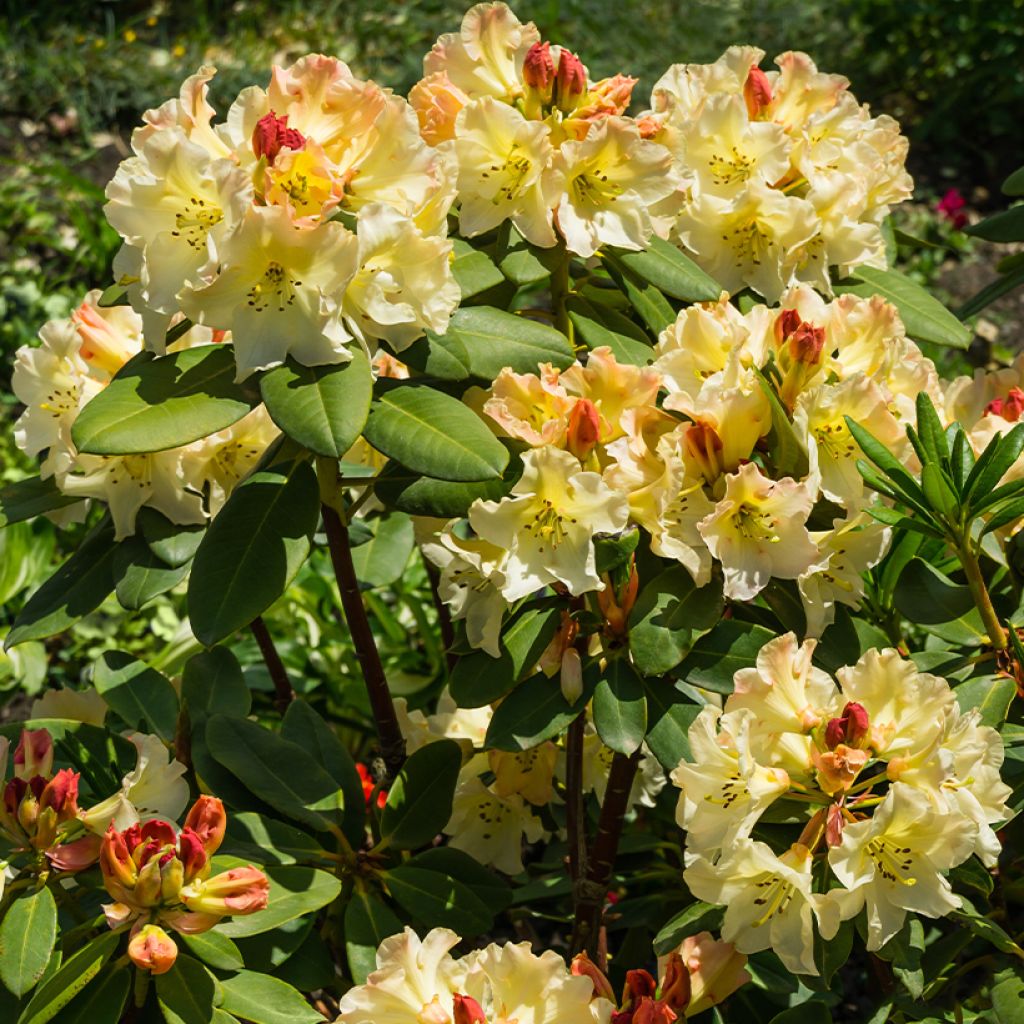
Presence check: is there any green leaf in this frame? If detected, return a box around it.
[401,330,472,381]
[380,739,462,850]
[188,458,320,647]
[221,813,329,867]
[218,971,323,1024]
[363,385,509,482]
[216,865,341,939]
[92,651,179,742]
[409,848,512,913]
[206,715,345,832]
[445,306,575,379]
[629,567,724,676]
[652,901,723,956]
[0,476,79,528]
[18,930,119,1024]
[349,512,415,587]
[374,446,523,519]
[991,968,1024,1024]
[451,240,505,299]
[6,521,117,648]
[959,264,1024,319]
[138,509,205,568]
[566,295,654,365]
[609,237,720,302]
[604,256,676,334]
[281,700,366,848]
[966,206,1024,243]
[951,897,1024,957]
[58,967,130,1024]
[836,267,971,349]
[644,684,701,771]
[383,865,492,935]
[811,919,854,987]
[155,955,219,1024]
[72,345,257,454]
[112,535,190,610]
[1003,166,1024,196]
[893,559,975,625]
[182,648,251,719]
[179,931,244,972]
[755,369,809,478]
[955,674,1016,728]
[259,350,372,458]
[592,658,647,755]
[0,887,57,996]
[497,235,554,286]
[344,891,403,985]
[449,603,562,708]
[769,1002,831,1024]
[484,672,591,751]
[678,620,776,694]
[966,423,1024,508]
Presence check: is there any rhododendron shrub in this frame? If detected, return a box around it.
[0,4,1021,1023]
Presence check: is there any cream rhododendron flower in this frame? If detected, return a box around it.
[30,687,108,726]
[179,205,358,379]
[452,97,556,246]
[547,116,681,258]
[685,840,839,975]
[468,446,628,601]
[828,783,976,950]
[484,365,575,447]
[336,927,468,1024]
[671,707,789,858]
[698,462,821,601]
[578,726,666,811]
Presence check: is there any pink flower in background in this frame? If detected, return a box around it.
[937,188,968,228]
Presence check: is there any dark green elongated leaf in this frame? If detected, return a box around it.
[58,967,130,1024]
[138,509,205,568]
[179,931,244,972]
[182,648,251,718]
[0,887,57,996]
[652,901,723,956]
[221,813,329,867]
[112,535,190,610]
[629,567,724,676]
[281,700,366,848]
[678,619,776,694]
[768,1002,832,1024]
[836,267,971,349]
[916,392,951,466]
[810,919,854,988]
[446,306,574,378]
[374,444,523,519]
[966,206,1024,243]
[485,672,593,751]
[384,866,491,936]
[497,236,554,286]
[216,865,341,939]
[260,350,372,458]
[18,930,119,1024]
[232,914,311,973]
[188,458,319,647]
[72,345,257,454]
[451,239,505,299]
[1004,166,1024,196]
[644,684,701,771]
[958,264,1024,319]
[449,603,562,708]
[349,512,415,587]
[990,968,1024,1024]
[604,256,676,334]
[920,462,958,521]
[592,658,647,755]
[6,522,117,648]
[92,651,179,742]
[951,898,1024,957]
[401,331,472,381]
[380,739,462,850]
[155,955,219,1024]
[755,369,809,478]
[0,476,79,528]
[409,848,512,913]
[955,675,1016,729]
[966,423,1024,506]
[610,236,720,302]
[206,715,344,832]
[893,559,975,625]
[982,497,1024,535]
[567,295,654,365]
[364,385,509,482]
[271,929,335,993]
[344,891,404,985]
[218,971,322,1024]
[846,419,928,503]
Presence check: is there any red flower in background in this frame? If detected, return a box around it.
[357,763,387,809]
[937,188,968,229]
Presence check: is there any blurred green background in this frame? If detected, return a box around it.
[0,0,1021,709]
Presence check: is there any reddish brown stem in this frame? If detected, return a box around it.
[424,557,457,673]
[249,615,294,712]
[565,713,587,884]
[322,504,406,780]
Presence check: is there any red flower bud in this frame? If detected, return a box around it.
[523,41,555,96]
[555,49,587,112]
[39,768,79,817]
[177,827,208,884]
[743,66,773,119]
[824,701,870,750]
[985,387,1024,423]
[100,825,138,899]
[14,729,53,781]
[453,993,488,1024]
[128,924,178,975]
[774,308,802,344]
[252,111,306,164]
[659,952,691,1012]
[633,998,678,1024]
[623,969,658,1006]
[788,322,825,366]
[571,952,617,1002]
[183,796,227,857]
[567,398,601,461]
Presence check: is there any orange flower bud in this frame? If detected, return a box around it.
[743,66,773,119]
[677,932,750,1017]
[128,924,178,975]
[39,768,79,817]
[623,968,657,1007]
[788,322,825,366]
[985,387,1024,422]
[523,41,555,96]
[100,825,139,901]
[409,72,469,146]
[567,398,601,461]
[554,49,588,112]
[183,796,227,857]
[13,729,53,781]
[182,865,269,917]
[658,952,691,1012]
[571,952,617,1002]
[47,833,102,872]
[453,993,487,1024]
[811,744,869,796]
